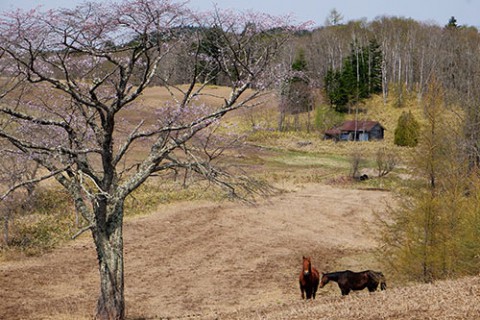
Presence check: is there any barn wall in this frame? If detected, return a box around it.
[369,124,384,140]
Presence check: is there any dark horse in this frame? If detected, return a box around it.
[320,270,386,296]
[299,256,320,299]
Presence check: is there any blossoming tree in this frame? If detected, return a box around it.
[0,0,297,318]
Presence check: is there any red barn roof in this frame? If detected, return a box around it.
[336,120,384,132]
[324,120,385,136]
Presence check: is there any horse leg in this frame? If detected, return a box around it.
[368,283,379,292]
[340,285,350,296]
[306,287,312,299]
[312,278,319,299]
[300,282,305,299]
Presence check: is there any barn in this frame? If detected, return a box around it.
[324,120,385,141]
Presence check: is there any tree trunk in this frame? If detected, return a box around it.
[3,213,9,246]
[278,110,286,131]
[93,201,125,320]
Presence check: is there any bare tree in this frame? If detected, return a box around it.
[0,1,296,319]
[349,147,364,179]
[376,146,398,177]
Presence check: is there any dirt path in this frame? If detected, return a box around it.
[0,183,390,319]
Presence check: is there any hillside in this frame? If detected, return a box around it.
[0,85,478,319]
[1,180,479,319]
[220,274,480,319]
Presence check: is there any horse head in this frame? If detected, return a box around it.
[302,256,312,277]
[319,272,329,288]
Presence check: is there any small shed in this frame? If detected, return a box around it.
[324,120,385,141]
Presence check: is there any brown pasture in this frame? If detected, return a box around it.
[0,86,479,319]
[1,181,479,319]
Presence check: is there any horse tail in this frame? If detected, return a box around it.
[377,272,387,290]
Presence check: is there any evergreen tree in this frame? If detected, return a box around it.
[325,8,343,26]
[324,69,348,112]
[291,49,308,72]
[394,111,420,147]
[366,39,383,94]
[197,25,225,85]
[446,16,459,29]
[324,40,383,112]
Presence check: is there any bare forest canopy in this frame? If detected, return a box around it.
[285,17,479,110]
[1,13,478,96]
[111,16,480,104]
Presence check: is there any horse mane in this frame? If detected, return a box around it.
[323,270,351,282]
[302,256,312,272]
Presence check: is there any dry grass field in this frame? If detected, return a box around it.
[1,86,479,319]
[1,181,479,319]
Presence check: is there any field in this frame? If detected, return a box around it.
[0,86,479,319]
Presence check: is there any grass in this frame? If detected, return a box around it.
[0,188,75,258]
[0,149,399,259]
[3,86,479,320]
[270,150,350,169]
[1,86,415,258]
[0,179,229,259]
[224,276,480,320]
[124,179,228,216]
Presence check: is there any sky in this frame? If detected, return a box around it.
[0,0,478,28]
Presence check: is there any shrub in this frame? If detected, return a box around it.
[376,146,399,177]
[394,110,420,147]
[1,188,74,256]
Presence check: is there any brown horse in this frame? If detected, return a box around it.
[299,256,320,299]
[319,270,386,296]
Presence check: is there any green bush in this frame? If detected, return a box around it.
[394,110,420,147]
